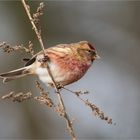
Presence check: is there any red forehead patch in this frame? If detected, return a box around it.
[88,43,95,51]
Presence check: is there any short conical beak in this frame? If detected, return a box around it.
[95,54,100,59]
[91,51,100,61]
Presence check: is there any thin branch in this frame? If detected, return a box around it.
[42,52,76,140]
[0,41,34,55]
[21,1,76,139]
[21,0,45,54]
[34,80,54,107]
[63,87,114,125]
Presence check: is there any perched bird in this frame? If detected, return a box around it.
[0,41,99,86]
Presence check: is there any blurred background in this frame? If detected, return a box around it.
[0,1,140,139]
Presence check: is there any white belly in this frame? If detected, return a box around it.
[35,63,67,84]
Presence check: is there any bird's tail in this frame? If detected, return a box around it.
[0,66,32,83]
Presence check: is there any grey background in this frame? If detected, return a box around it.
[0,1,140,139]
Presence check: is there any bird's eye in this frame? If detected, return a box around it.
[86,49,96,56]
[86,49,91,53]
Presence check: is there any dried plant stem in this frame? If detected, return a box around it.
[41,43,76,140]
[1,91,32,102]
[21,0,45,54]
[63,87,113,125]
[21,1,76,139]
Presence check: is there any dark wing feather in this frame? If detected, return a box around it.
[24,50,48,66]
[24,55,37,66]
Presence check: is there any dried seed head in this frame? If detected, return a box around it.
[1,91,32,102]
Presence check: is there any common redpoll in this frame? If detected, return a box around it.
[0,41,99,86]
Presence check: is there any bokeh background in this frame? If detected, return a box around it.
[0,1,140,139]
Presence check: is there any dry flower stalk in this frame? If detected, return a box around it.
[0,41,34,55]
[33,2,45,24]
[1,91,32,102]
[28,41,34,56]
[35,80,53,107]
[21,1,76,139]
[63,87,114,125]
[21,0,45,53]
[34,81,73,123]
[84,99,113,124]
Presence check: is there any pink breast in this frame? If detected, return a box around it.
[48,53,92,85]
[59,57,91,82]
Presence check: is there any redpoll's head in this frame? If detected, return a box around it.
[75,41,100,62]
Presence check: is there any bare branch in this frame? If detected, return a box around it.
[21,1,76,139]
[42,62,76,139]
[21,0,45,53]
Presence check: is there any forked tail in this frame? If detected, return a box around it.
[0,66,31,83]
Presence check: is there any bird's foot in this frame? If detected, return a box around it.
[57,83,64,89]
[38,55,49,63]
[48,83,64,90]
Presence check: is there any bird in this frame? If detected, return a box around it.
[0,41,100,87]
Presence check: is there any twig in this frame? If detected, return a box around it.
[42,56,76,140]
[63,87,114,125]
[33,2,45,25]
[21,0,45,54]
[0,41,34,55]
[34,80,76,125]
[34,80,54,107]
[1,91,32,102]
[21,1,76,139]
[28,41,34,56]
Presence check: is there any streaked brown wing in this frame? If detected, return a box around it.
[25,43,70,66]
